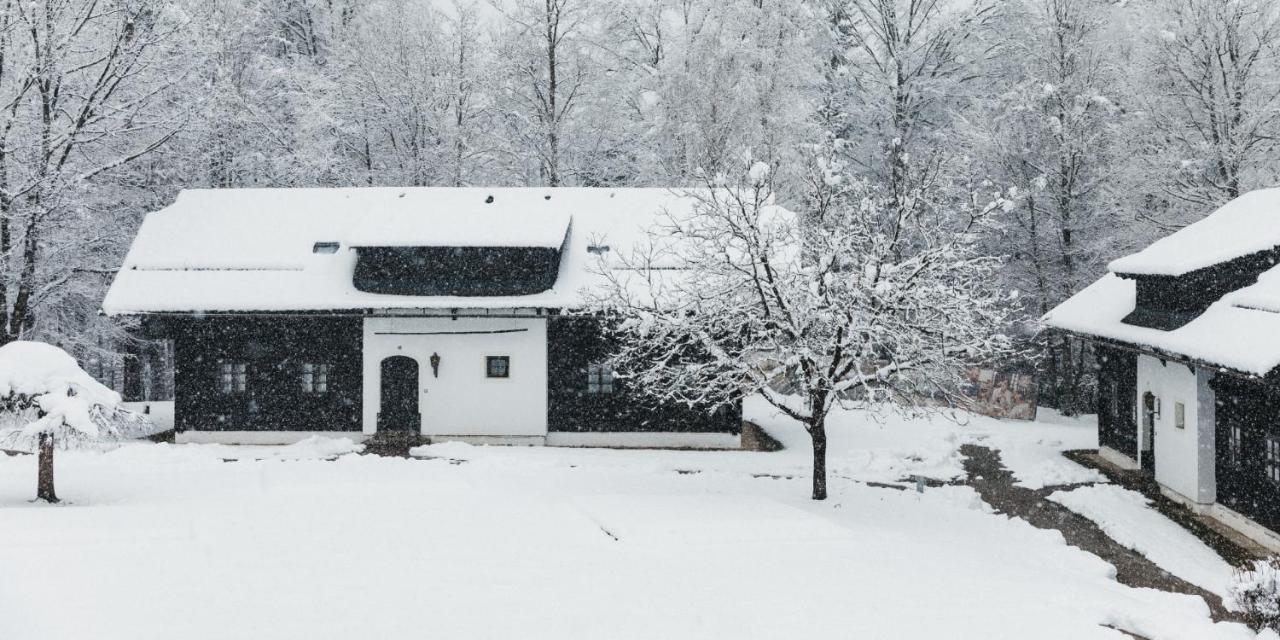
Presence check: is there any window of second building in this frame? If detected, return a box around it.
[219,361,247,394]
[1266,435,1280,484]
[486,356,510,378]
[587,363,614,394]
[1229,425,1244,467]
[301,363,331,394]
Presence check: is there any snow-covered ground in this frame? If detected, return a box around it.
[0,399,1258,639]
[1050,484,1237,599]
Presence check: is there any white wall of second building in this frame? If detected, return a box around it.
[1136,355,1216,504]
[362,315,548,437]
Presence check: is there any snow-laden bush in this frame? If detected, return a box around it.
[0,341,153,502]
[1228,557,1280,631]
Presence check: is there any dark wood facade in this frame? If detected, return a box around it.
[153,316,364,432]
[146,313,740,436]
[1119,247,1280,330]
[1211,376,1280,532]
[353,246,562,296]
[1096,346,1138,459]
[547,316,741,433]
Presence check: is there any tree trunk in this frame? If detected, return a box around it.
[36,432,57,503]
[810,417,828,500]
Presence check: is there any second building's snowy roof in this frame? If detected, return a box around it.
[1045,188,1280,375]
[1041,272,1280,376]
[103,187,747,315]
[1109,188,1280,276]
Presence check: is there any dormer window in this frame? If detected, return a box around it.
[313,242,340,254]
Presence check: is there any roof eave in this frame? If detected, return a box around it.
[1048,326,1268,381]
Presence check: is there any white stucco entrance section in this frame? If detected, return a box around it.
[1136,355,1216,505]
[362,315,548,439]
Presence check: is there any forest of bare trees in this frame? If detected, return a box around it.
[2,0,1279,411]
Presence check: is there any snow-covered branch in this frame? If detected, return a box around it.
[586,149,1018,499]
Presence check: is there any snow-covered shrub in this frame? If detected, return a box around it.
[1228,557,1280,631]
[0,341,153,502]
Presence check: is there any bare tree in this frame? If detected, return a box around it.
[493,0,589,186]
[1145,0,1280,218]
[590,151,1016,500]
[839,0,1000,221]
[970,0,1129,412]
[0,0,186,345]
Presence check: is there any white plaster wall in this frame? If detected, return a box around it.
[1194,367,1217,504]
[1136,355,1215,504]
[362,315,548,437]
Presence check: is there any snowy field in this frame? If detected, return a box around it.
[0,399,1262,640]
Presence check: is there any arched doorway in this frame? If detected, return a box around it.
[377,356,421,432]
[1141,392,1157,474]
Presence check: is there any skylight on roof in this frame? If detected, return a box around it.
[313,242,340,254]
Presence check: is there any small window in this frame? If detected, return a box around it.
[1174,402,1185,429]
[313,241,340,254]
[1267,436,1280,484]
[1229,425,1244,467]
[587,363,615,394]
[219,361,247,394]
[486,356,510,378]
[587,244,610,255]
[301,363,331,394]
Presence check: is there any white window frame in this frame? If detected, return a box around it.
[219,361,247,394]
[1267,435,1280,484]
[587,362,615,394]
[1229,425,1244,467]
[301,362,331,394]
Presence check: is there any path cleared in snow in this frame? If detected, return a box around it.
[1050,484,1238,600]
[0,401,1261,639]
[964,444,1236,622]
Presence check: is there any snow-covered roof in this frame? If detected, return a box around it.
[1043,271,1280,376]
[1044,189,1280,375]
[102,187,736,315]
[1109,188,1280,276]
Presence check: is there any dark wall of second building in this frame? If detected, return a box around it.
[1211,375,1280,532]
[1096,346,1138,459]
